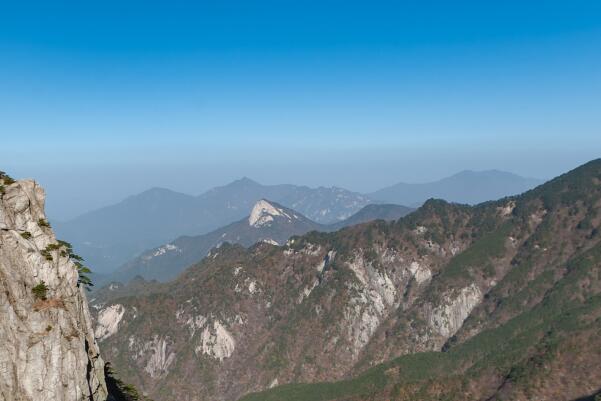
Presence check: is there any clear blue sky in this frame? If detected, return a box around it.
[2,1,601,219]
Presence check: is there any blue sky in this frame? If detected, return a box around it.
[2,1,601,219]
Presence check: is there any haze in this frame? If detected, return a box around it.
[2,1,600,220]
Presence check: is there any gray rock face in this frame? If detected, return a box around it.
[0,179,108,401]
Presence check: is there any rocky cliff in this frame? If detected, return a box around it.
[0,175,108,401]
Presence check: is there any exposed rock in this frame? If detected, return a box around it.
[95,304,125,341]
[428,283,483,338]
[196,320,236,361]
[408,261,432,284]
[0,179,108,401]
[143,335,176,379]
[249,199,294,227]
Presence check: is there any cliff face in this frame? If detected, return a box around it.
[0,178,108,401]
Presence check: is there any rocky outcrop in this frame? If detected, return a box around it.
[0,178,108,401]
[427,283,482,338]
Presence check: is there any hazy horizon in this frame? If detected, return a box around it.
[3,1,600,219]
[4,162,555,221]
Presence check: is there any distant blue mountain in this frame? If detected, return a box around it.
[370,170,544,207]
[53,178,370,274]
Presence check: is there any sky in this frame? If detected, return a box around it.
[2,1,601,220]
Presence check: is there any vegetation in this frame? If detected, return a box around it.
[58,240,93,289]
[0,170,16,185]
[40,249,53,261]
[38,218,51,228]
[20,231,32,240]
[241,239,601,401]
[98,160,601,401]
[105,362,154,401]
[32,281,49,300]
[240,160,601,401]
[37,240,94,288]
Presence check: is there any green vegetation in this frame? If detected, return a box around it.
[38,218,51,228]
[105,362,154,401]
[40,249,53,261]
[20,231,32,240]
[38,240,94,289]
[32,281,49,300]
[0,171,16,185]
[59,240,93,289]
[242,238,601,401]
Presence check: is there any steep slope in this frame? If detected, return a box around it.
[371,170,543,206]
[109,200,324,283]
[55,178,371,274]
[0,174,109,401]
[243,244,601,401]
[94,160,598,401]
[243,159,601,401]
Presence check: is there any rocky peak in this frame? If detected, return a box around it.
[0,176,108,401]
[248,199,296,227]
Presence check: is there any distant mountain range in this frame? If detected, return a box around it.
[104,200,413,284]
[54,171,544,274]
[370,170,544,206]
[54,178,371,274]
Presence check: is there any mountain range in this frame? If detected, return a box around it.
[370,169,544,206]
[104,201,413,284]
[54,171,543,275]
[91,160,600,401]
[54,178,371,274]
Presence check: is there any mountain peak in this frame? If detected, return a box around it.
[248,199,294,227]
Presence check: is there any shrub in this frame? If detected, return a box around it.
[32,281,49,300]
[38,219,51,228]
[75,261,94,289]
[105,362,151,401]
[40,250,53,261]
[45,243,61,251]
[20,231,32,240]
[0,171,15,185]
[45,237,95,289]
[0,185,4,194]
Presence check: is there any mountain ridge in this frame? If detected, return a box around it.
[54,179,372,274]
[92,160,597,401]
[370,169,544,206]
[54,170,542,275]
[102,199,414,284]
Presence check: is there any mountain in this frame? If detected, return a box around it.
[108,200,324,283]
[92,160,601,401]
[53,178,369,273]
[0,173,150,401]
[370,169,544,206]
[54,178,371,274]
[104,201,414,285]
[54,171,541,275]
[328,203,413,230]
